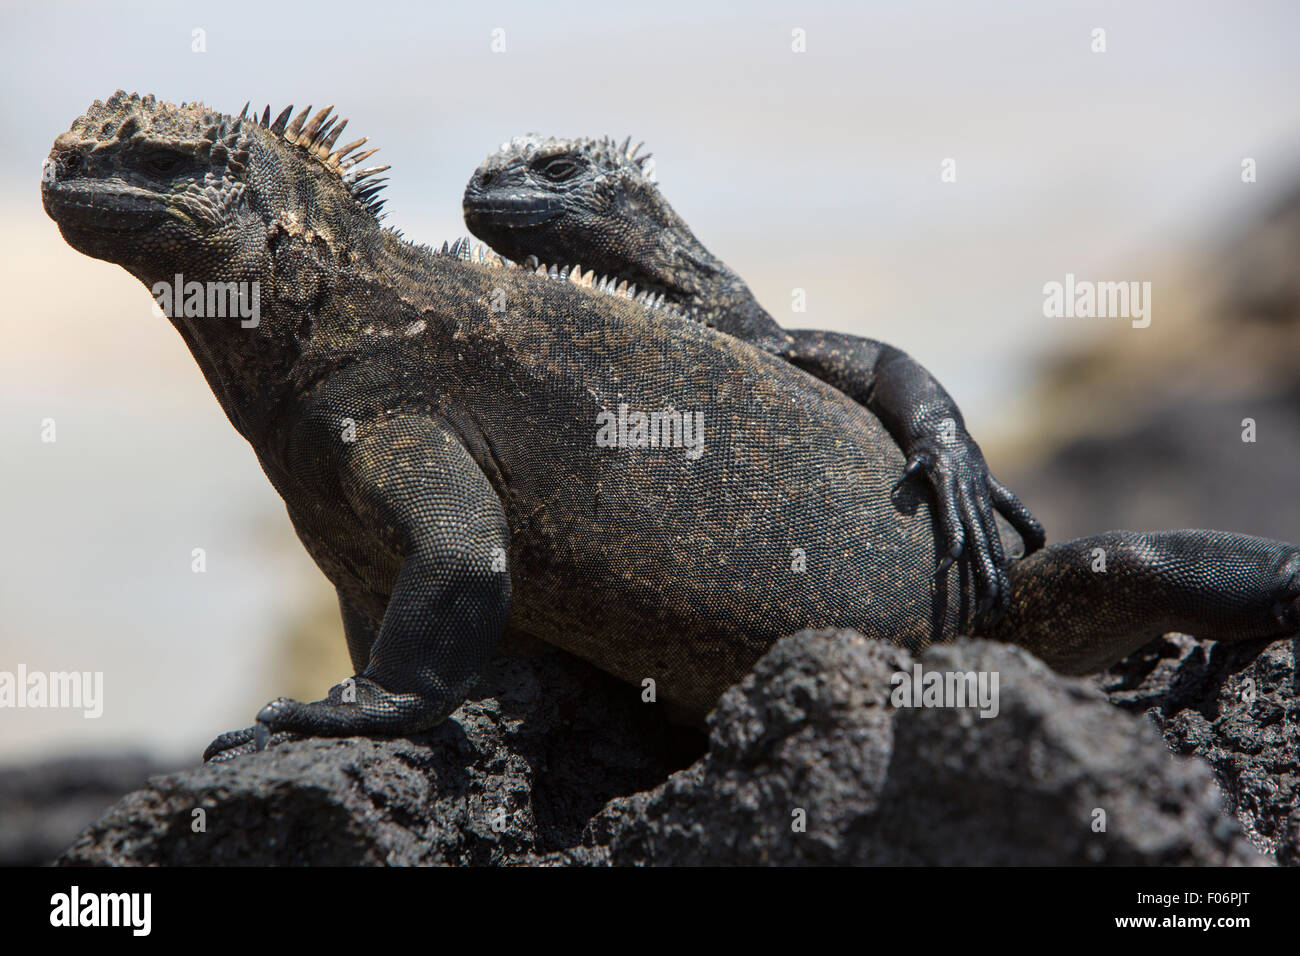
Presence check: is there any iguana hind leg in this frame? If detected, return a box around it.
[989,530,1300,673]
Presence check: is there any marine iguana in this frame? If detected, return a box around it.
[464,135,1043,616]
[42,93,1300,763]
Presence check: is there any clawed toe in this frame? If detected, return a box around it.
[202,722,301,763]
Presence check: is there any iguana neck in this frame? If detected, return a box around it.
[139,267,298,447]
[130,225,365,448]
[618,188,769,331]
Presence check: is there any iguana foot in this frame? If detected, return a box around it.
[202,673,438,761]
[202,674,469,761]
[202,675,451,762]
[894,446,1045,631]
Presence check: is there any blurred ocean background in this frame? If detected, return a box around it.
[2,0,1300,765]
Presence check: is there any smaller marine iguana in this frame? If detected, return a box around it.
[42,94,1300,764]
[465,135,1041,625]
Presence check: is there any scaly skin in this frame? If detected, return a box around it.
[42,94,1300,763]
[464,135,1044,627]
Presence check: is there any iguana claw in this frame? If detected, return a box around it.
[892,454,930,495]
[202,725,299,762]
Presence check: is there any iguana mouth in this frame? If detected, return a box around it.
[463,195,562,229]
[42,181,176,234]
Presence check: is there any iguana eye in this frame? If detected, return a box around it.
[143,150,188,175]
[537,157,580,181]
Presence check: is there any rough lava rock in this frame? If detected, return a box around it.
[57,630,1268,866]
[584,631,1262,865]
[58,642,701,865]
[1101,633,1300,864]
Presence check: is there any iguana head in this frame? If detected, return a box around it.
[44,92,399,440]
[464,135,785,346]
[464,135,723,305]
[42,91,389,285]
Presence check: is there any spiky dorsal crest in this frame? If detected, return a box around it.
[254,103,389,216]
[433,237,682,318]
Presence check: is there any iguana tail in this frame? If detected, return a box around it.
[989,530,1300,673]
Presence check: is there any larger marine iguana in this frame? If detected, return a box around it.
[42,93,1300,763]
[464,136,1043,619]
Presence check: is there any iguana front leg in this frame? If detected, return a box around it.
[784,329,1044,628]
[204,414,511,762]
